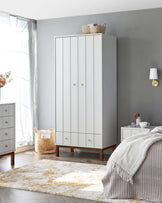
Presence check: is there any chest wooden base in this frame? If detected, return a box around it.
[0,152,15,166]
[56,145,116,161]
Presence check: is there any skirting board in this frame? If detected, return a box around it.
[16,145,34,153]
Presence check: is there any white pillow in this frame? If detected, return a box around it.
[151,126,162,133]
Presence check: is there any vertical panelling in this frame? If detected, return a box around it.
[55,38,63,132]
[54,34,116,150]
[56,132,63,144]
[78,36,86,133]
[71,37,78,133]
[85,36,94,134]
[63,132,70,145]
[71,133,78,146]
[63,37,71,132]
[86,134,93,147]
[94,35,102,134]
[94,135,102,148]
[78,133,85,147]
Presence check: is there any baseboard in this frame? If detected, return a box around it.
[16,145,34,153]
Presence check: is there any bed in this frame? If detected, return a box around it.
[102,135,162,202]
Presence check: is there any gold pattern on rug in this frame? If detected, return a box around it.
[0,160,144,203]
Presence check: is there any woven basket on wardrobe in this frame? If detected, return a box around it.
[82,23,106,34]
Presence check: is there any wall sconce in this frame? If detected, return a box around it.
[149,68,159,87]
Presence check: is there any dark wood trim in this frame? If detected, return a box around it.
[56,145,59,157]
[100,149,103,161]
[0,152,15,165]
[112,145,117,151]
[55,144,116,161]
[71,148,74,152]
[103,144,117,151]
[11,152,15,166]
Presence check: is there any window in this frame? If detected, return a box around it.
[0,13,37,148]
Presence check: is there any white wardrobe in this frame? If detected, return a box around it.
[54,33,117,160]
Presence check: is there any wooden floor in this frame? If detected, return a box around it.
[0,148,110,203]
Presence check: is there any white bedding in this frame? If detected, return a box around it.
[107,130,162,184]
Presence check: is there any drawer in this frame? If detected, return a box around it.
[63,132,70,145]
[0,104,14,117]
[8,105,15,116]
[0,139,15,154]
[0,117,15,129]
[56,132,102,148]
[121,128,152,142]
[70,133,78,146]
[131,129,141,135]
[138,128,150,134]
[122,129,131,140]
[132,129,150,135]
[86,134,93,147]
[0,105,9,117]
[0,128,15,141]
[56,132,75,146]
[94,134,102,148]
[55,132,63,145]
[78,133,85,147]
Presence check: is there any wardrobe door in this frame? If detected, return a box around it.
[55,38,63,132]
[85,36,94,134]
[78,36,86,133]
[63,37,71,132]
[93,35,102,134]
[71,37,78,133]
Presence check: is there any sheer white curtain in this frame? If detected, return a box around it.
[0,13,37,147]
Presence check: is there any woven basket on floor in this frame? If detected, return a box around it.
[34,129,56,154]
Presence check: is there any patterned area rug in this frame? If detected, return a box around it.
[0,160,144,203]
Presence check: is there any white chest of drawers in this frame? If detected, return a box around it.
[121,126,154,142]
[0,103,15,165]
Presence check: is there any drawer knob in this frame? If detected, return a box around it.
[5,109,8,112]
[5,145,8,148]
[72,83,76,86]
[80,83,84,86]
[88,139,91,142]
[5,121,8,124]
[64,137,68,140]
[5,133,8,135]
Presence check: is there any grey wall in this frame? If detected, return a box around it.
[37,8,162,141]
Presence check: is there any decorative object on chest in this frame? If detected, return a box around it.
[134,112,141,126]
[0,72,12,102]
[121,126,155,142]
[0,103,15,165]
[54,33,117,161]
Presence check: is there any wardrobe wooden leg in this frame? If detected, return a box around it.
[71,148,74,152]
[11,152,15,166]
[100,149,103,161]
[56,146,59,157]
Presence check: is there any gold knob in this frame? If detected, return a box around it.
[88,139,91,142]
[5,121,8,124]
[5,133,8,135]
[64,137,68,140]
[5,109,8,112]
[72,83,76,86]
[80,83,84,86]
[5,145,8,148]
